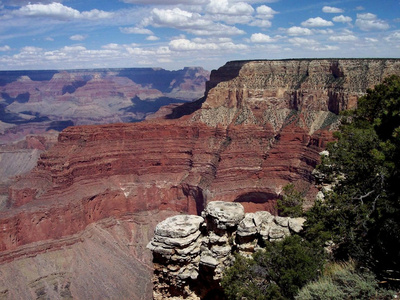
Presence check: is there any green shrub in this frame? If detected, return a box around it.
[295,279,345,300]
[276,184,304,217]
[221,235,325,299]
[221,254,284,300]
[304,75,400,281]
[296,261,394,300]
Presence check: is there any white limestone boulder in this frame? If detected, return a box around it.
[202,201,245,229]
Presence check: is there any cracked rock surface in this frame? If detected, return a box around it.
[147,201,306,299]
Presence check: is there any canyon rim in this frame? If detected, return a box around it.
[1,59,400,299]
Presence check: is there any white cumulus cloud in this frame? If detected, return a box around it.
[121,0,208,4]
[17,2,80,19]
[310,45,339,51]
[80,9,114,20]
[247,5,277,28]
[288,37,318,46]
[288,37,338,52]
[169,37,247,51]
[101,43,121,50]
[322,6,344,13]
[120,27,154,35]
[169,39,218,51]
[144,7,244,36]
[0,45,11,51]
[301,17,334,27]
[332,15,352,23]
[61,45,86,52]
[146,35,160,41]
[356,13,389,31]
[287,26,312,36]
[250,33,274,43]
[145,8,208,28]
[21,46,43,52]
[206,0,254,16]
[329,34,357,42]
[234,0,278,2]
[0,42,178,70]
[5,0,65,5]
[16,2,114,20]
[126,46,171,56]
[313,29,334,35]
[70,34,87,41]
[365,37,378,43]
[384,30,400,42]
[256,5,277,19]
[249,19,272,28]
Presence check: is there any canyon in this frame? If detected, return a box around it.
[0,67,209,208]
[0,67,209,141]
[1,59,400,299]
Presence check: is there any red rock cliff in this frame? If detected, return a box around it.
[1,59,400,299]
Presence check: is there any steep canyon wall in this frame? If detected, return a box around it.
[1,59,400,299]
[0,67,209,212]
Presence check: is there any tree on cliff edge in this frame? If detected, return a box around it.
[306,75,400,283]
[221,76,400,299]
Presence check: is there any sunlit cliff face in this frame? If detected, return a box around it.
[0,59,400,299]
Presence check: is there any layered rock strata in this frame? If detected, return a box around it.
[0,67,209,131]
[1,59,400,299]
[3,59,400,250]
[147,201,305,299]
[0,210,177,299]
[0,67,209,209]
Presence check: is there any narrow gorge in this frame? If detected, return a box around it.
[1,59,400,299]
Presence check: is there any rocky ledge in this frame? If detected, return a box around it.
[147,201,305,299]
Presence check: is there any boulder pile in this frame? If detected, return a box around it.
[147,201,306,299]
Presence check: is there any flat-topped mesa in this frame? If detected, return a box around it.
[147,201,306,300]
[200,59,400,127]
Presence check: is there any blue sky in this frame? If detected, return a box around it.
[0,0,399,71]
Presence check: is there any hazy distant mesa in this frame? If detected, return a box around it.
[0,67,210,141]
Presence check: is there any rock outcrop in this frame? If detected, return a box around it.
[147,201,305,299]
[1,59,400,299]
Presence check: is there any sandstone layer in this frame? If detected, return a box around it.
[1,59,400,299]
[0,67,209,209]
[0,67,209,147]
[147,201,305,299]
[0,210,176,299]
